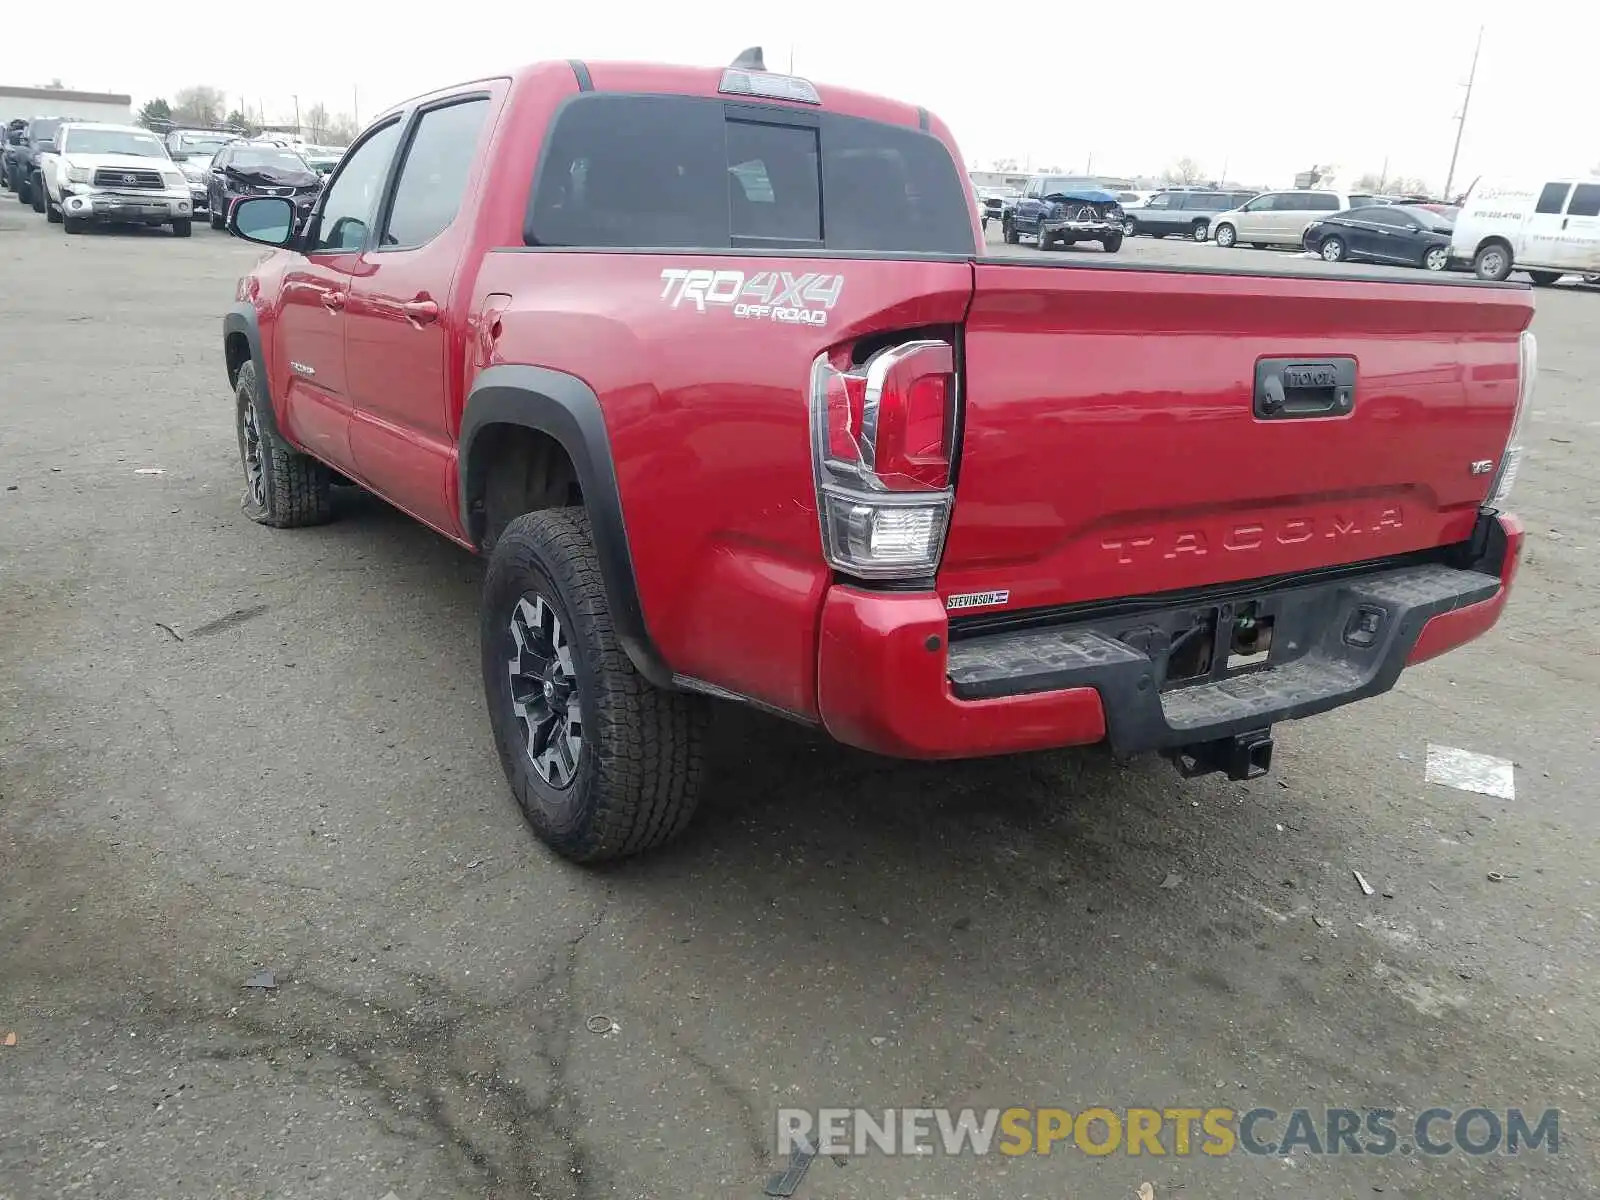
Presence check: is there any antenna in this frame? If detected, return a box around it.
[730,47,766,71]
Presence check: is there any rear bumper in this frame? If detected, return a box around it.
[816,514,1522,760]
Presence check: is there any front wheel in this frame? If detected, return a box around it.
[1003,218,1018,245]
[1213,222,1237,248]
[171,218,192,238]
[1191,220,1209,242]
[62,214,85,234]
[482,507,708,863]
[30,174,45,214]
[45,192,61,223]
[234,360,333,527]
[1320,235,1346,262]
[1101,233,1124,253]
[1422,245,1448,272]
[1473,242,1513,282]
[1037,228,1053,251]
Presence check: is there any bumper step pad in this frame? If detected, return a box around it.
[946,563,1499,752]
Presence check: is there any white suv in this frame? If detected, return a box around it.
[1210,190,1376,249]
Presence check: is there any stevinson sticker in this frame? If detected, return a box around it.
[659,268,844,327]
[945,590,1009,611]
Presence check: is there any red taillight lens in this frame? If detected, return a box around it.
[824,370,867,465]
[868,341,955,490]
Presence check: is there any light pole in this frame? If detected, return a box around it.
[1443,25,1484,201]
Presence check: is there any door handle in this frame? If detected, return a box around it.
[321,290,346,312]
[403,298,439,326]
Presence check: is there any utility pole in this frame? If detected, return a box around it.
[292,94,301,136]
[1443,24,1483,202]
[352,85,359,130]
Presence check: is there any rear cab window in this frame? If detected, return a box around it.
[526,94,975,254]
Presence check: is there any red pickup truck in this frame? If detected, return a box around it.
[222,51,1534,862]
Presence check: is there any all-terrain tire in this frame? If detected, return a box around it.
[234,360,333,527]
[481,508,708,863]
[172,218,192,238]
[1101,232,1124,253]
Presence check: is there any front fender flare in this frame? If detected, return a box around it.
[222,304,283,441]
[459,364,671,688]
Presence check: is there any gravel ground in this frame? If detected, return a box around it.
[2,209,1597,1200]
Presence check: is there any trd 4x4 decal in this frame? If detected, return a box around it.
[659,268,845,327]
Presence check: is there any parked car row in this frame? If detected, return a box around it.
[3,117,328,238]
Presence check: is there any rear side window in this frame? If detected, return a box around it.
[1305,193,1340,211]
[1535,182,1570,214]
[381,97,490,249]
[527,93,974,254]
[1567,183,1600,218]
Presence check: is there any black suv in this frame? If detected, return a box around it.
[1127,189,1257,241]
[205,141,323,230]
[9,117,63,207]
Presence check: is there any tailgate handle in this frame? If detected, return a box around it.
[1254,357,1356,420]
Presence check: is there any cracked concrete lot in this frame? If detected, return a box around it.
[2,215,1598,1199]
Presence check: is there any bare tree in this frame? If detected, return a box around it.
[324,113,358,145]
[1163,157,1204,185]
[172,86,226,127]
[991,157,1019,172]
[303,101,331,140]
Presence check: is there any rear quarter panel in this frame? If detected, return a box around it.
[474,249,973,718]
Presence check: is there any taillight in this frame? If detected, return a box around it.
[810,339,959,580]
[1485,329,1535,512]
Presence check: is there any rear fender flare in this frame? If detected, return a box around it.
[459,365,671,687]
[222,304,283,442]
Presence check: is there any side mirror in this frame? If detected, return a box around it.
[229,195,296,247]
[169,150,188,162]
[35,141,55,154]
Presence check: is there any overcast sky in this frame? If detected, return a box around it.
[28,0,1595,192]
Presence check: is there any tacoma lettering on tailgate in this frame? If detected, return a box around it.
[1101,508,1404,565]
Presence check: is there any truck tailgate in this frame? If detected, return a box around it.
[940,263,1533,612]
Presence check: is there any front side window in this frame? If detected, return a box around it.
[381,97,489,249]
[1243,193,1276,212]
[310,120,402,253]
[1535,182,1570,215]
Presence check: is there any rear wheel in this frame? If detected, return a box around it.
[1191,220,1210,241]
[30,173,45,213]
[1472,241,1513,282]
[1422,245,1448,272]
[482,507,708,863]
[1149,231,1166,239]
[1528,270,1561,286]
[1101,232,1124,253]
[1320,235,1346,262]
[1213,221,1237,248]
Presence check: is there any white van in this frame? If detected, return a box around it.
[1451,177,1600,282]
[1209,190,1375,249]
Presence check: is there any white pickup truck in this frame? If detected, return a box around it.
[41,123,194,237]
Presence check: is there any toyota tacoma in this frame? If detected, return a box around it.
[221,50,1534,862]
